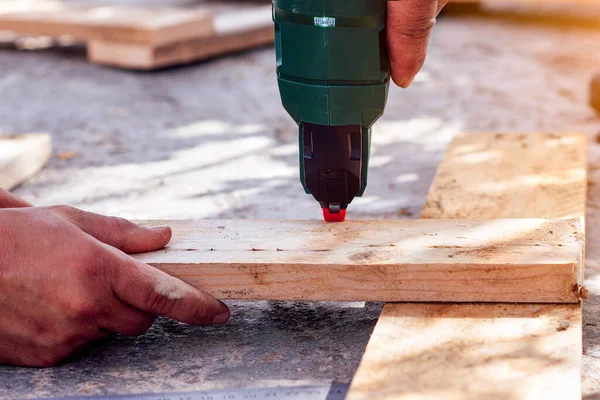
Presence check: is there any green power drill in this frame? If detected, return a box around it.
[273,0,390,222]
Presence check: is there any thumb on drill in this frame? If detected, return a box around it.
[387,0,448,88]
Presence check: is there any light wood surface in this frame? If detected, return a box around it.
[136,218,583,303]
[422,133,587,221]
[348,303,582,400]
[0,133,52,190]
[0,1,214,46]
[87,6,273,70]
[347,132,587,400]
[0,1,273,70]
[88,26,273,70]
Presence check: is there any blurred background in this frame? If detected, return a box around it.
[2,0,599,222]
[2,0,600,398]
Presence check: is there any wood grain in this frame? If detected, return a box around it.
[422,133,587,221]
[348,303,582,400]
[348,132,587,400]
[0,133,52,190]
[136,218,583,303]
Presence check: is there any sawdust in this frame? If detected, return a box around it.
[153,275,188,300]
[348,249,394,263]
[557,320,571,331]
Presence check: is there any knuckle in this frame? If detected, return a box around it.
[49,204,77,218]
[64,298,105,323]
[109,216,133,249]
[35,208,68,229]
[58,204,76,214]
[146,290,176,316]
[78,244,110,280]
[398,18,436,40]
[192,305,213,324]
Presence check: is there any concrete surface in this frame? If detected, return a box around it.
[2,2,600,398]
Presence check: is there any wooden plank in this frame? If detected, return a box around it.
[348,303,582,400]
[136,218,583,303]
[0,1,214,46]
[348,132,587,400]
[87,6,273,70]
[444,1,600,30]
[423,133,587,285]
[0,133,52,190]
[422,133,587,221]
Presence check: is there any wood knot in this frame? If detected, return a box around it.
[573,284,589,300]
[579,285,589,300]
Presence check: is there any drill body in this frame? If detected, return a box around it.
[273,0,390,221]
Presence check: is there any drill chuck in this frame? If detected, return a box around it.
[273,0,390,219]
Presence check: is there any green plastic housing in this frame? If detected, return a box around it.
[273,0,390,196]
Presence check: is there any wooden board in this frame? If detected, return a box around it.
[348,303,581,400]
[444,1,600,30]
[0,1,273,70]
[0,1,214,46]
[87,6,273,70]
[0,133,52,190]
[136,218,584,303]
[422,133,587,221]
[348,132,587,400]
[88,9,273,70]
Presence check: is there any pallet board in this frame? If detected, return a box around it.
[0,1,274,69]
[422,133,587,221]
[136,218,584,303]
[0,133,52,190]
[88,7,274,70]
[0,2,214,46]
[347,132,587,400]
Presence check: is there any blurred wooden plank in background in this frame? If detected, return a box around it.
[0,0,273,70]
[0,133,52,190]
[88,6,273,70]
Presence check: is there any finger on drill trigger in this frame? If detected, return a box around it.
[387,0,440,88]
[48,205,172,254]
[106,247,231,325]
[0,189,33,208]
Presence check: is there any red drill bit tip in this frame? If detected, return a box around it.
[322,208,347,222]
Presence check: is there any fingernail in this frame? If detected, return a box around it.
[401,76,415,88]
[149,225,170,231]
[211,312,230,325]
